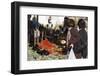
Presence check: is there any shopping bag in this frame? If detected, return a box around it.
[68,47,76,59]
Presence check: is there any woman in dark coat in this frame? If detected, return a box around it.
[66,19,81,59]
[78,19,88,58]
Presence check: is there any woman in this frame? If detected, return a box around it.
[78,19,88,58]
[66,19,81,59]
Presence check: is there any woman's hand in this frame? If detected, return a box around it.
[70,44,74,48]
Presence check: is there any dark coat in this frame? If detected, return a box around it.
[79,29,87,58]
[69,28,80,44]
[68,28,80,53]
